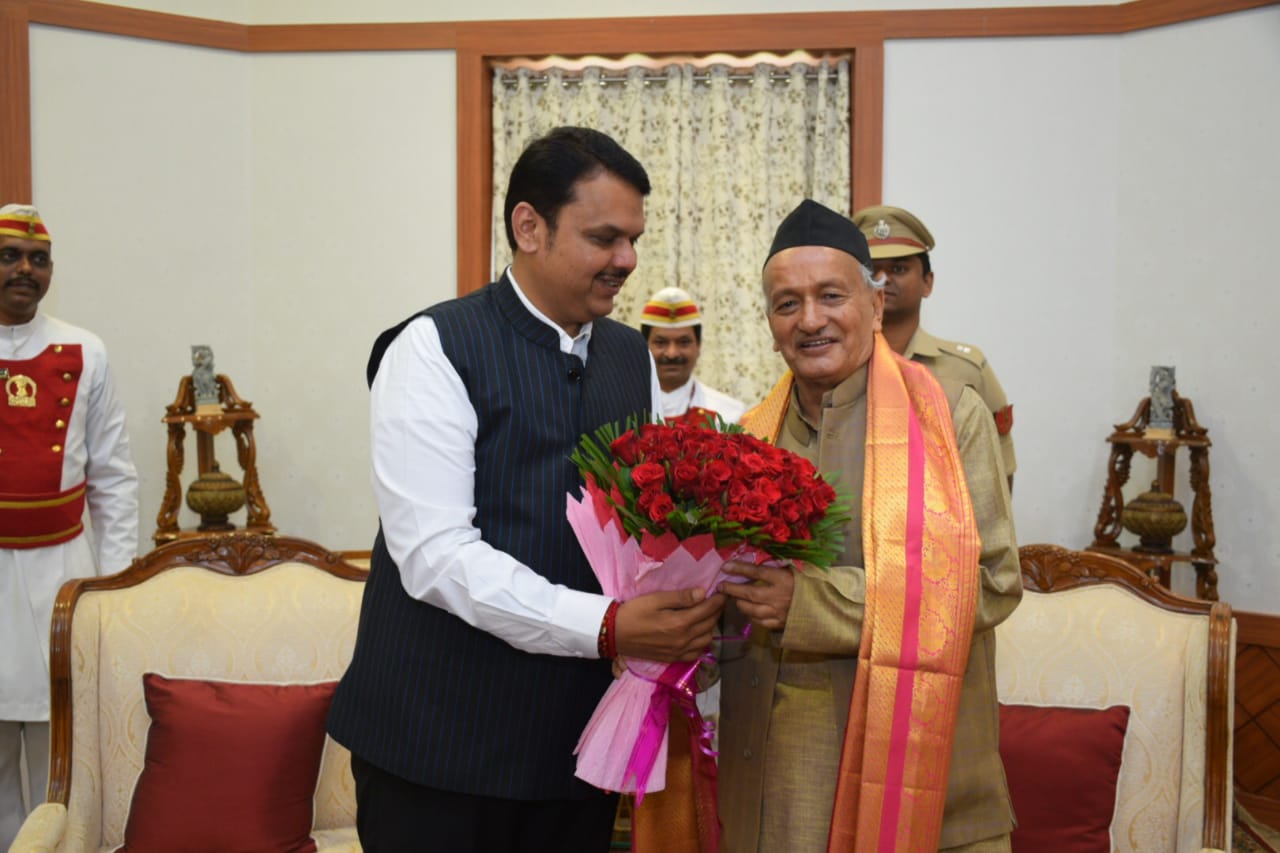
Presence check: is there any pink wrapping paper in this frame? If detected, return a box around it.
[568,484,759,799]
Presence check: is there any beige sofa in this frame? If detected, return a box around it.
[998,544,1234,853]
[10,537,1233,852]
[8,534,367,853]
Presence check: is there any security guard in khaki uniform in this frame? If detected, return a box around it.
[851,205,1016,483]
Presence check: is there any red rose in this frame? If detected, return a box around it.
[791,456,818,480]
[636,485,662,512]
[763,519,792,543]
[645,492,675,524]
[700,460,733,489]
[777,499,802,524]
[813,480,837,509]
[717,441,741,464]
[759,447,787,477]
[737,492,771,524]
[610,430,640,465]
[631,462,667,491]
[672,459,701,491]
[755,478,782,504]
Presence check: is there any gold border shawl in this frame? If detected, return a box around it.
[741,333,980,852]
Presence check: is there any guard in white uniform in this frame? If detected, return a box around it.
[640,286,747,426]
[0,204,138,846]
[639,286,746,733]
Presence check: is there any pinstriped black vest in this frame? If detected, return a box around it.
[327,276,651,799]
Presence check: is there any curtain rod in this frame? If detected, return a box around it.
[496,67,842,87]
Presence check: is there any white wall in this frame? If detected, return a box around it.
[1114,7,1280,604]
[27,4,1280,610]
[246,51,456,547]
[881,33,1121,559]
[28,29,456,551]
[29,25,253,547]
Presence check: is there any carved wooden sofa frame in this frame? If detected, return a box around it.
[11,533,368,853]
[1006,544,1233,851]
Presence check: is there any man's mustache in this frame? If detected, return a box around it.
[657,356,688,366]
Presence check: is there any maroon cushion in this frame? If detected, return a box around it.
[120,673,337,853]
[1000,703,1130,853]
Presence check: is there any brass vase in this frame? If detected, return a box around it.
[185,463,246,531]
[1121,489,1187,554]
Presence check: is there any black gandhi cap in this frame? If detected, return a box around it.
[765,199,871,268]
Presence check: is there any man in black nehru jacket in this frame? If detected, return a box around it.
[328,127,726,852]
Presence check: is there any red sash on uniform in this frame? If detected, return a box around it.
[0,344,85,548]
[663,406,719,429]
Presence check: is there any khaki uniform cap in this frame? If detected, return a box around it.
[851,205,934,260]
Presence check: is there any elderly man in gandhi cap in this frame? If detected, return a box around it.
[715,199,1021,853]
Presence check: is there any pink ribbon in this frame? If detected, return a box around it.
[623,624,751,804]
[623,659,703,805]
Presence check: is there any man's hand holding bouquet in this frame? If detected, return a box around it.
[567,416,850,848]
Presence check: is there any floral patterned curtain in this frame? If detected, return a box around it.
[491,60,851,408]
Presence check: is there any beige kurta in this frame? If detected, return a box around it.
[718,365,1021,853]
[904,327,1016,478]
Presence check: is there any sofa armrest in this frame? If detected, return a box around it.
[9,802,67,852]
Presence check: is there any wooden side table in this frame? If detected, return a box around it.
[1088,392,1218,600]
[153,373,275,544]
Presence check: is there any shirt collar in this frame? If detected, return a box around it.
[505,266,592,357]
[903,327,943,359]
[784,362,870,444]
[660,376,697,410]
[0,313,45,354]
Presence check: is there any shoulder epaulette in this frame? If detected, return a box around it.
[936,338,987,368]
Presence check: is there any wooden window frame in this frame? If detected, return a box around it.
[455,17,886,293]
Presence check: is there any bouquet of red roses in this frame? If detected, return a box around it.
[567,416,850,810]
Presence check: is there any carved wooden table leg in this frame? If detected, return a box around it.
[154,423,186,541]
[1092,445,1133,548]
[1188,446,1218,600]
[1194,560,1219,602]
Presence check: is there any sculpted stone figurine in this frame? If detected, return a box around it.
[191,345,219,406]
[1148,365,1175,431]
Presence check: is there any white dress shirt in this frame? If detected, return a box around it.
[658,376,748,424]
[371,270,662,659]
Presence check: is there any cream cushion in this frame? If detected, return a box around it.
[58,562,361,853]
[996,584,1235,852]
